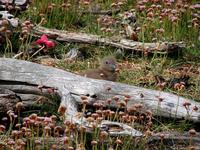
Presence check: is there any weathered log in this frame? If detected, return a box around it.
[147,132,200,149]
[32,26,185,54]
[0,82,60,114]
[0,88,58,117]
[1,58,200,137]
[0,88,20,112]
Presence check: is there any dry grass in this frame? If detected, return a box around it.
[0,0,200,149]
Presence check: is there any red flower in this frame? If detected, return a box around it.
[35,34,55,48]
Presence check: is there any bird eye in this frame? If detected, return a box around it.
[105,61,109,64]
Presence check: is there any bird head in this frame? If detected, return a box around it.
[100,56,117,72]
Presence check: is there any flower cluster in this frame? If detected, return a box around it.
[136,0,199,42]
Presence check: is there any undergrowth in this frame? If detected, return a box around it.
[0,0,200,149]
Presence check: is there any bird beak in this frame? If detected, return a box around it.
[111,64,116,70]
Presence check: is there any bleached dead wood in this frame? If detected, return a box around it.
[32,26,185,54]
[147,132,200,149]
[148,132,200,145]
[0,88,20,112]
[1,58,200,137]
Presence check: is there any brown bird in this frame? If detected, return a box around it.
[79,56,118,81]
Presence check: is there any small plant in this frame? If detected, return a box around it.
[0,0,200,149]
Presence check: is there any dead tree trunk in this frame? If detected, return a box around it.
[0,58,200,137]
[32,26,185,54]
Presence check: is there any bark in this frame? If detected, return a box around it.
[0,88,20,112]
[1,58,200,137]
[0,82,58,113]
[147,132,200,149]
[32,26,185,54]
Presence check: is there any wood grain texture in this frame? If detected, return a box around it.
[32,26,185,54]
[1,58,200,136]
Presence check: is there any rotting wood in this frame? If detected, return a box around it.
[0,81,59,111]
[32,26,185,55]
[0,90,57,116]
[1,58,200,137]
[0,88,20,112]
[147,132,200,149]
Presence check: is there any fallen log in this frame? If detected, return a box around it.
[0,88,20,113]
[147,132,200,149]
[1,58,200,137]
[32,26,185,55]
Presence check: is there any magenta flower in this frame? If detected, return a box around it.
[35,34,55,48]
